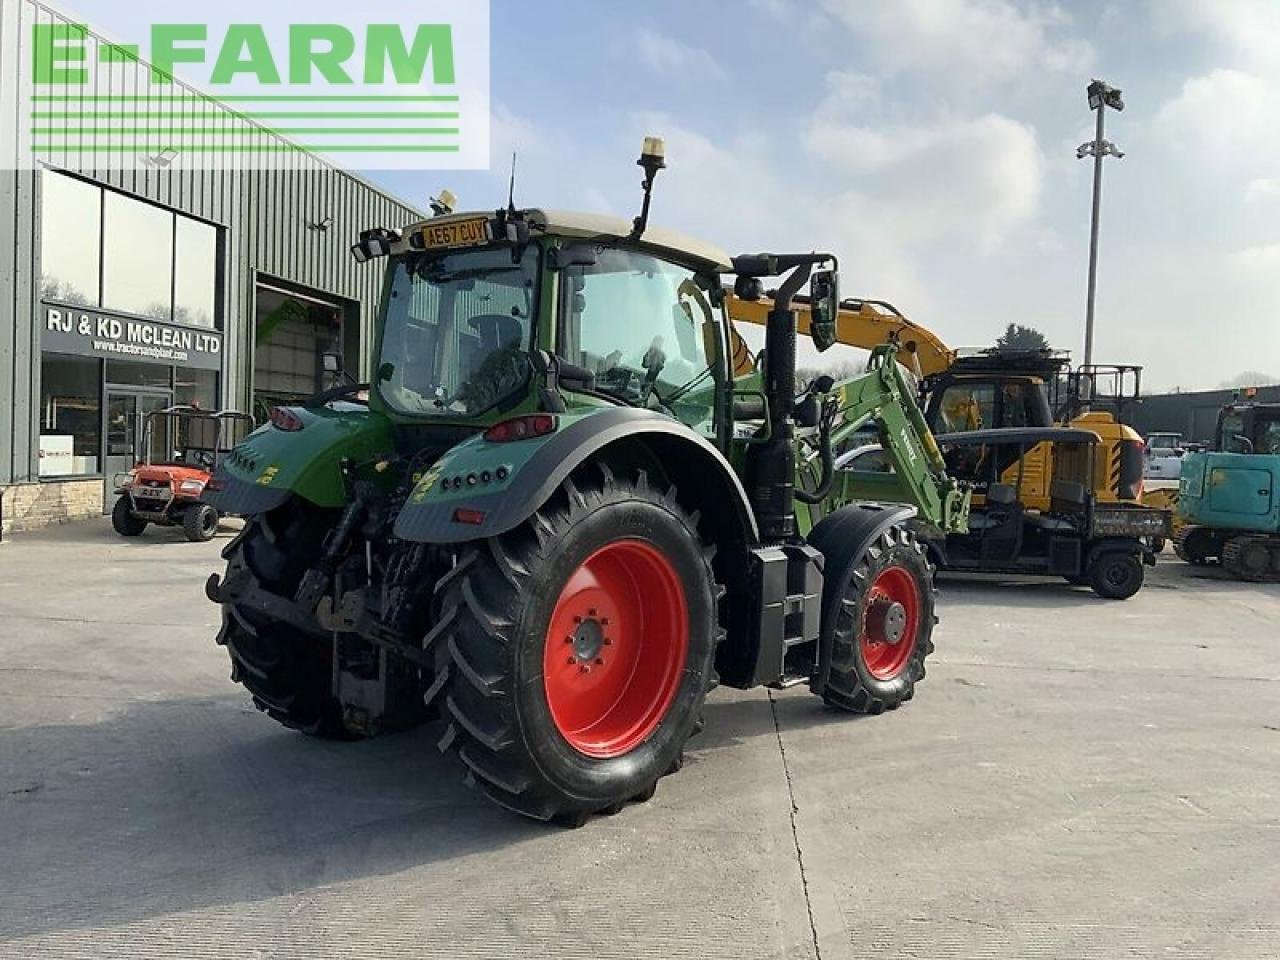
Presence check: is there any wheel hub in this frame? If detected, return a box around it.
[866,598,907,645]
[569,616,608,665]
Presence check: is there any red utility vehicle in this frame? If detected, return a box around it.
[111,407,254,541]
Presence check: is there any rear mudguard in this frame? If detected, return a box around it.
[805,503,919,698]
[393,407,759,545]
[203,405,394,516]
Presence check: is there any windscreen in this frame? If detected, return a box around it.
[377,246,539,416]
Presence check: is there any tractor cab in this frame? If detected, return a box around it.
[1216,402,1280,455]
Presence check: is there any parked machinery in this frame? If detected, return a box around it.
[111,406,253,541]
[1175,399,1280,580]
[202,140,970,824]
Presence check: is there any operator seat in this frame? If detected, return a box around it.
[469,313,524,351]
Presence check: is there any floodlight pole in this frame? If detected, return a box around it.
[1083,102,1105,368]
[1079,79,1124,368]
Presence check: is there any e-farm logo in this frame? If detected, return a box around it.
[21,1,489,170]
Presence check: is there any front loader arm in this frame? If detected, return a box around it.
[826,344,969,533]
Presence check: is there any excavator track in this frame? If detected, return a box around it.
[1221,535,1280,582]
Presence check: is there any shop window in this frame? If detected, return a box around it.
[102,191,174,320]
[106,360,173,390]
[40,171,101,307]
[174,369,219,411]
[39,355,101,477]
[174,217,218,328]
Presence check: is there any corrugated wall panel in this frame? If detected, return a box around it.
[0,0,425,484]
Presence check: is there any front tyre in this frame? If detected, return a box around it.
[183,502,220,542]
[1087,550,1144,600]
[111,495,147,537]
[432,466,721,823]
[821,524,936,714]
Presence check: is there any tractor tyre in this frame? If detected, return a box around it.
[431,465,722,824]
[111,495,147,537]
[183,502,220,542]
[218,505,353,739]
[817,521,936,714]
[1087,550,1144,600]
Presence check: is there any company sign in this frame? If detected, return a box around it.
[42,304,223,371]
[14,0,490,171]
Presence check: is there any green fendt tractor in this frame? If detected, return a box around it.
[204,140,969,824]
[1174,399,1280,580]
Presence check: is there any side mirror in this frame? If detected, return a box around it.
[733,275,764,302]
[321,351,343,374]
[809,269,839,352]
[377,362,396,383]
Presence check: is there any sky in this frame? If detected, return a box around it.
[49,0,1280,392]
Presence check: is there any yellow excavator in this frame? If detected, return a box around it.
[727,293,1147,511]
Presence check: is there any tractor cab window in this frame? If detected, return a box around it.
[1221,413,1249,452]
[1257,415,1280,455]
[378,246,538,416]
[935,383,993,433]
[932,380,1044,434]
[559,249,723,436]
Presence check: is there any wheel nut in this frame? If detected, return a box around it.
[565,635,574,644]
[600,617,611,626]
[573,615,583,624]
[595,658,604,665]
[580,665,591,674]
[603,637,612,646]
[567,657,576,665]
[588,608,598,617]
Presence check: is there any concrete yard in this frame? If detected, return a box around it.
[1,520,1277,960]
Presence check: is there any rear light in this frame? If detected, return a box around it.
[269,406,305,432]
[483,414,557,443]
[452,507,487,525]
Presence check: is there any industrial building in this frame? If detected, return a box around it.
[0,0,423,536]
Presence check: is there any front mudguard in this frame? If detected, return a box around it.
[393,407,759,546]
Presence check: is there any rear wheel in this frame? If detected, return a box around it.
[183,502,219,542]
[1087,551,1144,600]
[217,505,352,739]
[111,495,147,537]
[818,522,936,714]
[431,465,721,823]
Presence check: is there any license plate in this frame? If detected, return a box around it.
[421,217,490,250]
[134,486,171,500]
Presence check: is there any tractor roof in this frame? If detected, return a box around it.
[402,208,734,272]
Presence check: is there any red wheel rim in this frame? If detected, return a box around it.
[542,539,688,758]
[859,566,921,681]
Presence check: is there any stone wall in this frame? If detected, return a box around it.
[0,481,103,538]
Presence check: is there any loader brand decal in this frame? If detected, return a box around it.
[412,465,444,503]
[257,465,280,486]
[41,305,223,371]
[17,1,489,171]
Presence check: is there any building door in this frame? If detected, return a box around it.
[103,391,171,512]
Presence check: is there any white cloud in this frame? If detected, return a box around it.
[816,0,1095,88]
[1246,178,1280,202]
[1153,69,1280,174]
[1229,243,1280,270]
[1157,0,1280,72]
[805,110,1044,250]
[634,28,727,83]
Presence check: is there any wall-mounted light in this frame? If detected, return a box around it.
[141,148,179,168]
[308,215,334,232]
[429,189,457,217]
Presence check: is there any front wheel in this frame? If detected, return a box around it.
[432,465,722,824]
[820,523,936,714]
[183,502,219,542]
[111,495,147,537]
[1087,551,1144,600]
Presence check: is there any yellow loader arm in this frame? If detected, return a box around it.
[726,293,957,379]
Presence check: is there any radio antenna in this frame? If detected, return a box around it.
[506,152,518,215]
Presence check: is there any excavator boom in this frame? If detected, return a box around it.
[727,292,957,378]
